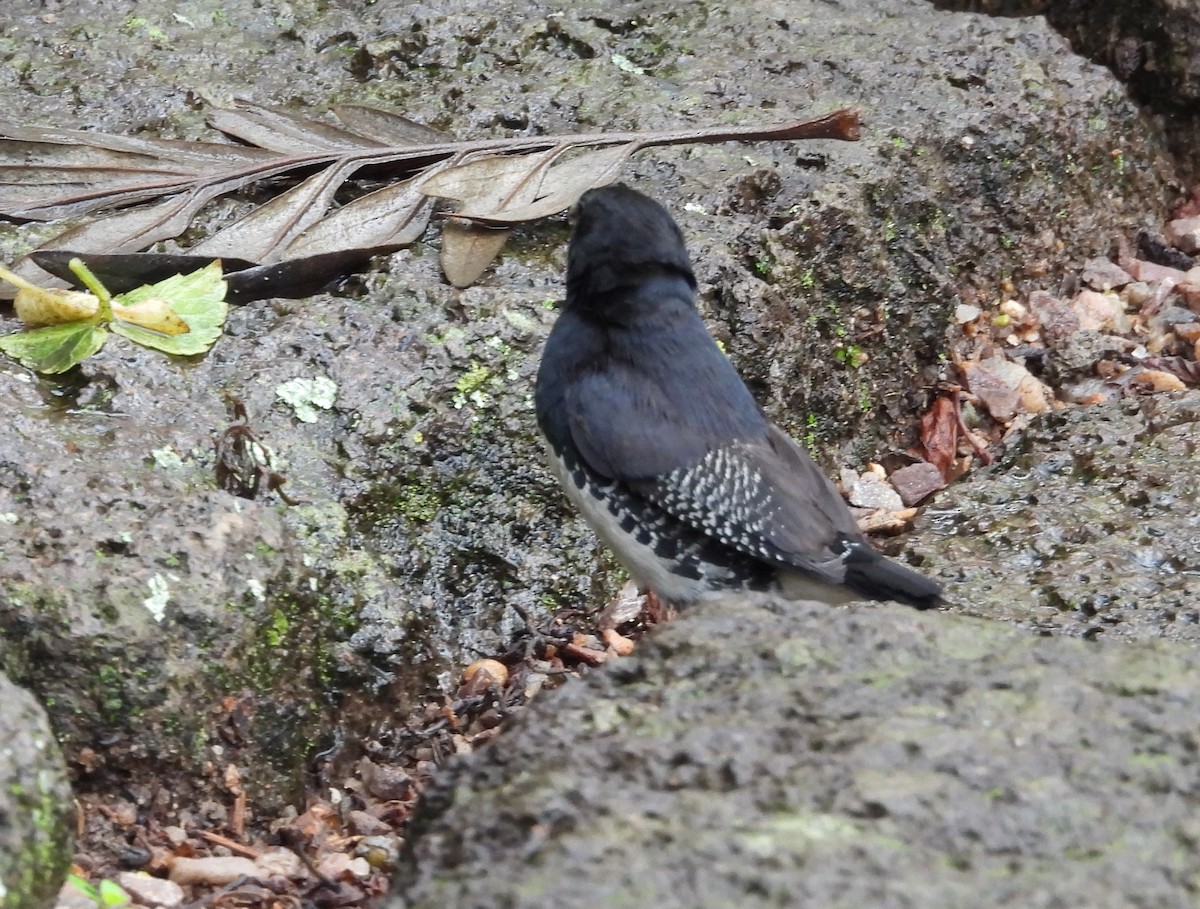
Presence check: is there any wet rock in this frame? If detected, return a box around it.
[0,672,73,909]
[389,601,1200,908]
[910,391,1200,641]
[1165,216,1200,254]
[0,0,1183,805]
[931,0,1200,179]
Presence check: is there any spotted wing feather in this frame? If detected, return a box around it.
[628,423,865,586]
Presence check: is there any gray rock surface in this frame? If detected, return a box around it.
[932,0,1200,180]
[391,599,1200,909]
[0,0,1185,807]
[390,388,1200,908]
[0,672,73,909]
[911,391,1200,642]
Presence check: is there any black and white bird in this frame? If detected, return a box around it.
[535,184,942,610]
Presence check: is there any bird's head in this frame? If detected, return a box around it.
[566,184,697,302]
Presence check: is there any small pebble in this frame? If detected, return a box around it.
[460,659,508,693]
[114,873,184,909]
[1071,289,1126,332]
[316,852,372,880]
[1165,215,1200,254]
[999,298,1028,320]
[355,834,403,871]
[889,461,946,506]
[1130,369,1186,393]
[1081,257,1133,290]
[348,809,393,837]
[362,761,413,802]
[847,472,905,511]
[1127,259,1187,285]
[962,361,1019,422]
[602,628,636,656]
[253,848,303,878]
[954,303,981,324]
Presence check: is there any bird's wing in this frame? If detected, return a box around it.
[565,366,862,583]
[629,423,866,584]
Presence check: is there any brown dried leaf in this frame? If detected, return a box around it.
[191,160,363,262]
[282,179,434,259]
[440,219,513,288]
[332,105,450,145]
[1,104,862,291]
[419,150,556,212]
[0,123,276,219]
[208,101,385,152]
[423,143,633,224]
[920,396,959,480]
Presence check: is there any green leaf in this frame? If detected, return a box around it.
[110,260,227,355]
[66,873,99,900]
[0,321,107,373]
[97,878,132,908]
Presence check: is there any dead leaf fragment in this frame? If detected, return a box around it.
[1131,368,1187,392]
[13,285,97,325]
[111,297,190,335]
[440,218,512,288]
[169,855,257,886]
[920,396,959,480]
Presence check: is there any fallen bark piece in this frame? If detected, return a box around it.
[168,856,257,887]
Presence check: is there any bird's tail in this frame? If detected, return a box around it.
[843,547,943,610]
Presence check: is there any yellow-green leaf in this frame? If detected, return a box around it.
[0,322,108,373]
[110,261,227,355]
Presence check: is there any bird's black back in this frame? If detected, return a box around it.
[539,187,766,478]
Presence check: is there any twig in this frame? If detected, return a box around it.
[195,829,262,859]
[953,390,995,465]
